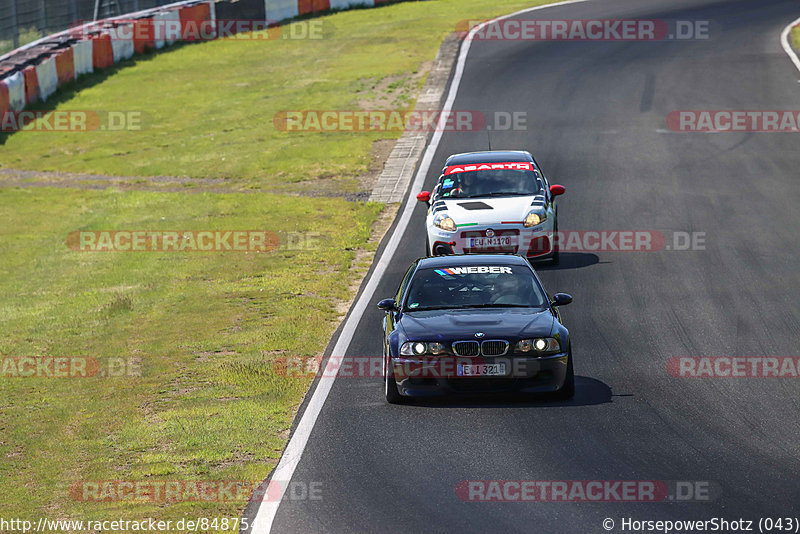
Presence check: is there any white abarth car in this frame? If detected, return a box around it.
[417,150,565,263]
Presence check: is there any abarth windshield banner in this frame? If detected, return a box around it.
[444,162,534,175]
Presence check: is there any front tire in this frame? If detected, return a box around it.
[553,350,574,400]
[425,236,432,256]
[384,360,405,404]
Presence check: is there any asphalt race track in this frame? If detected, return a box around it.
[260,0,800,531]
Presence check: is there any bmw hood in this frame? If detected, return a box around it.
[438,196,539,226]
[399,308,554,341]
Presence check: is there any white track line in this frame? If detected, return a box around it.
[780,15,800,75]
[250,1,588,532]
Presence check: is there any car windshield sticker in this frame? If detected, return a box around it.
[435,266,513,276]
[409,302,419,308]
[442,178,455,188]
[444,162,533,175]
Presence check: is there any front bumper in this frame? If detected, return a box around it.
[429,223,556,259]
[389,353,569,397]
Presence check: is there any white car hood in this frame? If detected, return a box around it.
[437,196,540,225]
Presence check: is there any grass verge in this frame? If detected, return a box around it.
[0,187,381,528]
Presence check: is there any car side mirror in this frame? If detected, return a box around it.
[377,298,399,312]
[550,184,565,197]
[416,191,431,203]
[551,293,572,306]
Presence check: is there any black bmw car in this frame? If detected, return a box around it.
[377,254,574,404]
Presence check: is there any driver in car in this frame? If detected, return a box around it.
[490,276,521,305]
[447,172,480,197]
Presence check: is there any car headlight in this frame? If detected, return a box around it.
[515,337,561,355]
[433,213,457,232]
[400,341,446,356]
[523,211,546,228]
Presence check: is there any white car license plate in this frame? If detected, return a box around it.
[457,363,507,376]
[468,236,516,248]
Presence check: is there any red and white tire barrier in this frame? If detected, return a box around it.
[22,66,39,104]
[109,22,136,62]
[330,0,367,8]
[73,39,94,77]
[0,81,8,116]
[35,56,58,101]
[3,71,26,112]
[266,0,301,24]
[54,47,75,84]
[164,10,183,46]
[152,12,171,49]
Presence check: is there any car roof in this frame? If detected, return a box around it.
[444,150,533,166]
[416,254,531,269]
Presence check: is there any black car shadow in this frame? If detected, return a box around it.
[404,376,615,409]
[532,252,607,271]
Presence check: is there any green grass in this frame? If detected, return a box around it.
[1,0,559,193]
[0,187,381,528]
[792,25,800,51]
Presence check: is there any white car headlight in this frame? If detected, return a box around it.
[433,213,457,232]
[400,341,446,356]
[523,211,546,228]
[515,337,561,355]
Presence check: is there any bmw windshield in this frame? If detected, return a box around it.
[404,265,548,311]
